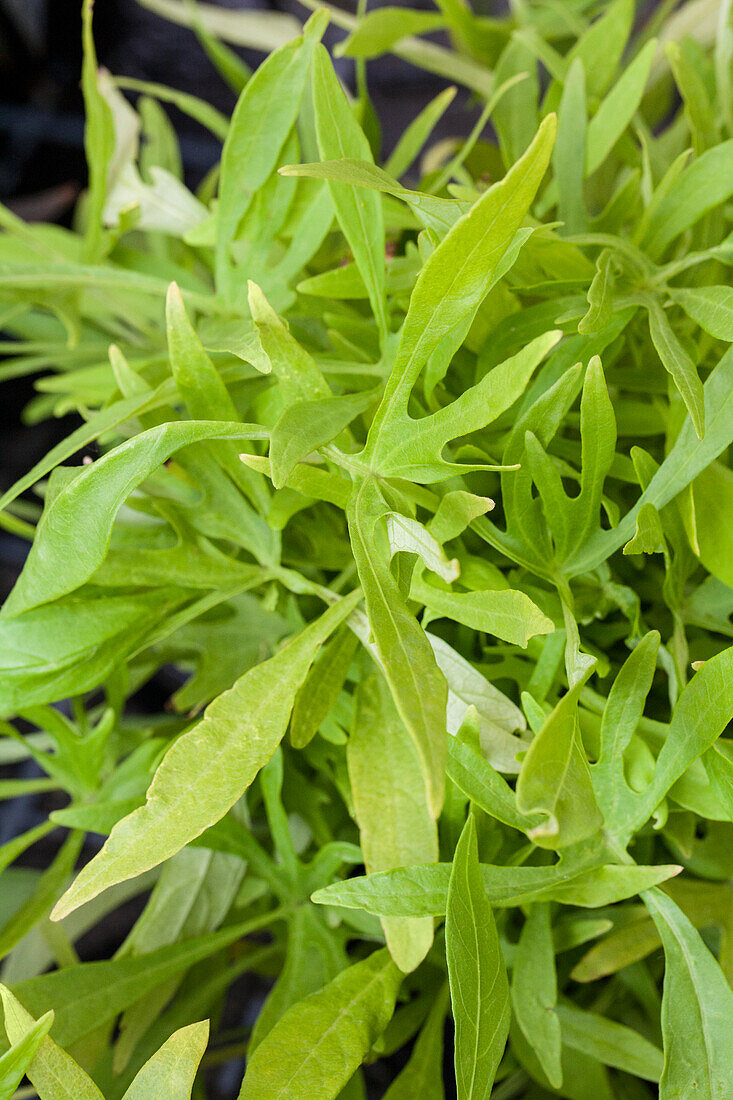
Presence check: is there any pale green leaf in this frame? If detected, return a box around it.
[365,114,557,466]
[2,420,267,619]
[0,983,103,1100]
[238,949,402,1099]
[121,1021,209,1099]
[51,593,361,918]
[338,8,446,59]
[348,666,438,971]
[0,1006,54,1100]
[348,476,447,816]
[270,391,374,489]
[516,683,604,848]
[313,860,679,916]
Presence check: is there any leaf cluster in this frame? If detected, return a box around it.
[0,0,732,1097]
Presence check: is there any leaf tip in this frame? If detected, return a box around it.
[303,6,330,42]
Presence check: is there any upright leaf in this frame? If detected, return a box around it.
[643,138,733,258]
[215,11,327,300]
[554,60,587,235]
[585,40,656,176]
[516,683,603,848]
[592,631,660,832]
[645,295,705,437]
[121,1022,209,1100]
[312,46,388,338]
[511,905,563,1088]
[348,665,438,971]
[382,985,449,1100]
[644,890,733,1099]
[365,114,557,467]
[446,816,510,1099]
[348,477,447,816]
[81,0,114,260]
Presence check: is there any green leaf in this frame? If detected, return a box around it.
[238,949,402,1099]
[338,8,446,59]
[511,905,563,1089]
[365,114,557,467]
[554,60,587,236]
[187,4,251,93]
[643,138,733,258]
[684,462,733,586]
[291,624,359,749]
[312,45,388,338]
[280,157,466,236]
[667,40,719,154]
[669,285,733,342]
[7,914,272,1049]
[348,477,447,817]
[492,39,539,167]
[0,588,190,713]
[0,831,83,960]
[0,1006,54,1100]
[0,376,181,515]
[623,501,666,555]
[166,283,240,421]
[51,592,361,918]
[121,1021,209,1099]
[0,983,103,1100]
[644,890,733,1099]
[446,815,510,1098]
[386,514,460,583]
[113,74,229,139]
[428,491,494,544]
[313,859,677,916]
[2,420,267,619]
[215,11,327,300]
[592,631,660,833]
[629,644,733,835]
[248,281,330,402]
[374,329,562,483]
[384,86,457,178]
[446,736,540,831]
[81,0,115,261]
[645,295,705,437]
[382,985,448,1099]
[567,345,733,574]
[578,249,615,334]
[585,40,656,176]
[348,665,438,971]
[250,908,346,1051]
[567,0,634,98]
[516,683,603,849]
[411,574,554,648]
[269,391,374,488]
[555,1003,664,1083]
[565,356,617,555]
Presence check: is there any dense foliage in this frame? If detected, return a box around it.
[0,0,732,1096]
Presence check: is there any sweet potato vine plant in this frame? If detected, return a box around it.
[0,0,732,1096]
